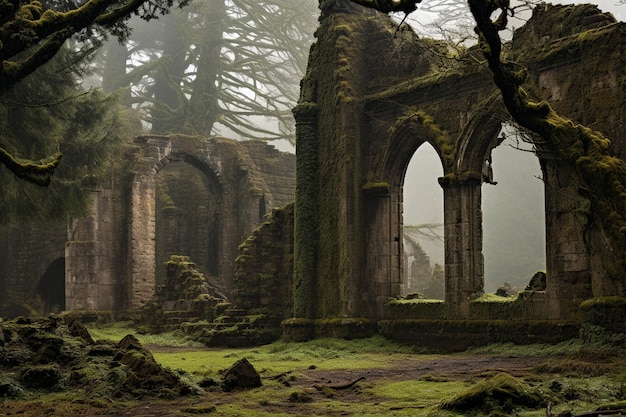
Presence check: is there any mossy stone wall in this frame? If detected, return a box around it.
[233,204,295,325]
[0,136,295,315]
[293,1,626,327]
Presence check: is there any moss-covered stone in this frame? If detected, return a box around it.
[439,372,544,413]
[580,297,626,345]
[0,316,196,399]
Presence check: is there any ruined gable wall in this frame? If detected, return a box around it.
[241,141,296,210]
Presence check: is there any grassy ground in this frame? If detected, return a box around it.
[3,322,625,416]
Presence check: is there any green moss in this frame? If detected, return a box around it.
[387,107,455,171]
[472,294,518,303]
[580,296,626,309]
[439,372,544,412]
[384,300,449,320]
[361,181,389,193]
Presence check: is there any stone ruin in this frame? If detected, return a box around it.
[1,2,626,350]
[0,136,295,315]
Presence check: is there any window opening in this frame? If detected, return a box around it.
[402,143,444,299]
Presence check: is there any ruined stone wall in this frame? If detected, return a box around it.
[0,223,66,316]
[1,135,295,315]
[291,0,626,328]
[233,203,294,321]
[241,141,296,209]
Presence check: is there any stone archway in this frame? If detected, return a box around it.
[128,135,271,308]
[154,159,223,284]
[291,1,626,329]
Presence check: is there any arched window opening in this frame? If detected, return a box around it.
[402,143,444,299]
[482,128,546,295]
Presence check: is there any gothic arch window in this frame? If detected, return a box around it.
[402,142,444,299]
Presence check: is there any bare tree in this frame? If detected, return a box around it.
[97,0,318,141]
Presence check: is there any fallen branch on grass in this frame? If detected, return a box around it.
[547,405,626,417]
[313,377,365,391]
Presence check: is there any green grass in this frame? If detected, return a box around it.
[87,321,204,348]
[150,336,421,377]
[82,323,626,417]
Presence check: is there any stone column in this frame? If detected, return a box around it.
[65,190,116,311]
[543,160,592,319]
[129,175,156,308]
[440,174,484,318]
[292,98,319,319]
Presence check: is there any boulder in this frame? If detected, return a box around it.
[221,358,261,391]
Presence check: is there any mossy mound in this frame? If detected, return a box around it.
[439,372,544,414]
[0,316,196,399]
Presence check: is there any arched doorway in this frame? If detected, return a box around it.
[402,143,444,299]
[155,159,223,285]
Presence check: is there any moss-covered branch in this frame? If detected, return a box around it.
[469,0,626,277]
[0,146,62,186]
[347,0,419,13]
[0,0,190,93]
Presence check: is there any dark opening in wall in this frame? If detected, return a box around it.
[35,257,66,314]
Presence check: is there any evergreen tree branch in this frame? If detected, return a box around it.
[0,0,190,94]
[0,146,62,186]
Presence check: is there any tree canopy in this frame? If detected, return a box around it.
[0,45,137,222]
[0,0,189,186]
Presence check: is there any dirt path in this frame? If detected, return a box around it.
[297,354,541,385]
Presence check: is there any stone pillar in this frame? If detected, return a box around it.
[543,160,592,319]
[364,183,403,318]
[65,190,117,310]
[441,174,484,318]
[129,175,156,308]
[292,99,319,319]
